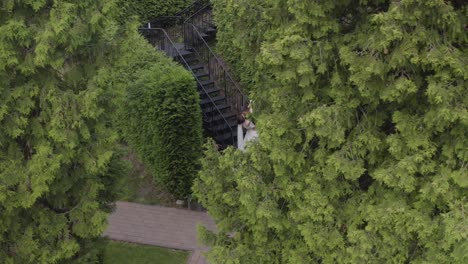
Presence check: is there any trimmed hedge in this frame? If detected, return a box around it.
[123,60,203,199]
[118,0,192,22]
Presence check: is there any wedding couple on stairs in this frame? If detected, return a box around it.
[237,103,258,151]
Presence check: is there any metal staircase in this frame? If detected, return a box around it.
[139,1,247,148]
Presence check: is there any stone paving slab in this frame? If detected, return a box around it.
[104,201,215,263]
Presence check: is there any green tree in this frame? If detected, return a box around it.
[0,1,145,262]
[194,0,467,263]
[122,57,203,200]
[117,0,192,22]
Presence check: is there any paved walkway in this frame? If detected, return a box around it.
[104,201,215,264]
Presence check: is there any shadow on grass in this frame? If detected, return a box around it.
[104,240,188,264]
[119,145,176,207]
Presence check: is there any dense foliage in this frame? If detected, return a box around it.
[0,0,163,262]
[117,0,191,22]
[194,0,468,263]
[122,56,202,199]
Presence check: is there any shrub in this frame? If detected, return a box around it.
[123,59,203,199]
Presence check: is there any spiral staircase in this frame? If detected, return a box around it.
[139,1,247,148]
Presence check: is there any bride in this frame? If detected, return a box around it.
[237,109,258,151]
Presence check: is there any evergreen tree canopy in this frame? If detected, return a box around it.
[194,0,467,263]
[117,0,192,22]
[0,1,155,262]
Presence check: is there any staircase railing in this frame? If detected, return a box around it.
[139,27,234,144]
[146,16,183,44]
[184,23,248,117]
[176,0,210,20]
[183,3,213,33]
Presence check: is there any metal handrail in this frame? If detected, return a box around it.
[184,23,248,114]
[139,27,234,144]
[183,3,211,23]
[176,0,210,20]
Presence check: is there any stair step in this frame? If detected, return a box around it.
[173,49,192,57]
[198,80,215,88]
[201,95,225,105]
[173,43,185,50]
[202,103,230,113]
[186,57,200,64]
[189,64,204,71]
[206,27,217,34]
[199,87,221,95]
[212,120,237,132]
[215,132,234,143]
[194,72,209,79]
[210,111,236,122]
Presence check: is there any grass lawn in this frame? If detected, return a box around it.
[104,241,189,264]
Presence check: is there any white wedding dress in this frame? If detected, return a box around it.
[237,119,258,151]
